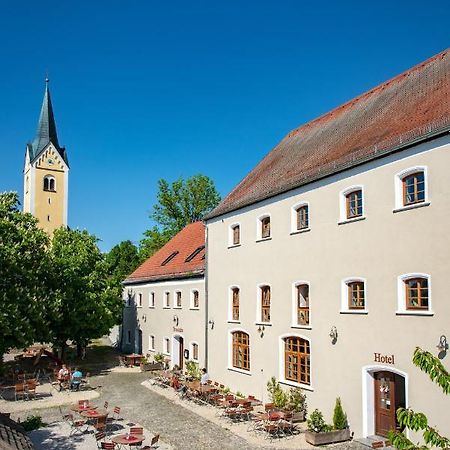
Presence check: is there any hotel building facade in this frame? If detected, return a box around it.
[205,50,450,439]
[121,222,206,370]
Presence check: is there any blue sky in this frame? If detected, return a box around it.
[0,0,448,251]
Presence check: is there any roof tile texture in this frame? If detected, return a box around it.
[209,49,450,218]
[125,221,205,284]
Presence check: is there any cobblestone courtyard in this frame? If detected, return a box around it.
[10,369,368,450]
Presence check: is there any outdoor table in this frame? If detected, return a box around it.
[70,403,97,413]
[111,433,145,446]
[80,408,108,419]
[124,353,144,366]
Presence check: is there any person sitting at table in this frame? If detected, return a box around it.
[57,364,69,391]
[200,368,210,385]
[70,367,83,391]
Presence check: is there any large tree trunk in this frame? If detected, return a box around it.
[59,341,67,361]
[76,342,83,358]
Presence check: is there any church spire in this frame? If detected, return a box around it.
[30,78,62,160]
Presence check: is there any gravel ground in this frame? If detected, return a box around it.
[17,370,369,450]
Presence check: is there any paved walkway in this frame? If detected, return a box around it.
[14,371,367,450]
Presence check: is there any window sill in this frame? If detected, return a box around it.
[227,367,252,376]
[173,306,182,310]
[256,237,272,243]
[396,310,434,316]
[340,310,369,315]
[254,322,272,327]
[279,380,314,392]
[338,216,366,225]
[290,228,311,236]
[136,306,143,308]
[228,244,241,249]
[163,307,171,310]
[291,324,312,330]
[227,320,241,324]
[189,307,200,311]
[393,202,430,213]
[149,306,155,309]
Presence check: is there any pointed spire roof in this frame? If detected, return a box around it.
[28,78,68,165]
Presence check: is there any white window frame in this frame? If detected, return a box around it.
[291,281,311,329]
[174,290,182,309]
[339,185,365,224]
[397,273,433,316]
[136,292,143,308]
[227,328,252,375]
[228,222,241,247]
[228,285,240,323]
[256,213,271,241]
[163,337,170,355]
[190,341,199,362]
[149,335,155,351]
[149,291,155,308]
[291,201,310,234]
[255,283,272,325]
[278,333,313,391]
[190,289,200,310]
[340,277,368,314]
[394,166,429,211]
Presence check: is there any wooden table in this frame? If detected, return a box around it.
[111,434,145,446]
[80,408,107,419]
[124,354,144,366]
[70,403,97,413]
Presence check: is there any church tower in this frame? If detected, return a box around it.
[23,79,69,235]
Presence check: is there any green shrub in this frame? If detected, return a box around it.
[235,391,245,398]
[333,397,348,430]
[185,360,200,379]
[153,353,164,363]
[307,409,331,433]
[266,377,288,408]
[21,415,46,432]
[286,387,307,414]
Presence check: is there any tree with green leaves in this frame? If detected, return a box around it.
[140,174,220,260]
[0,192,51,360]
[48,227,123,359]
[105,240,140,283]
[388,347,450,449]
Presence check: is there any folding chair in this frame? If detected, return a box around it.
[101,443,116,449]
[104,401,109,410]
[142,434,160,450]
[14,384,26,401]
[129,426,143,435]
[95,431,106,449]
[94,415,108,433]
[112,406,122,420]
[65,413,88,436]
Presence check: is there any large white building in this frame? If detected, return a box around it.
[205,49,450,439]
[122,222,206,370]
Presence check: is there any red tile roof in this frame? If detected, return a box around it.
[209,49,450,219]
[125,221,205,284]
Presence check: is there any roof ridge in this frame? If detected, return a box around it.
[287,48,449,139]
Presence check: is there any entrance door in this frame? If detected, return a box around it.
[374,371,396,436]
[178,337,184,370]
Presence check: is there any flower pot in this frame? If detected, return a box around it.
[305,428,351,446]
[291,410,306,422]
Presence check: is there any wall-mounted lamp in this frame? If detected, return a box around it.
[329,326,338,344]
[173,315,179,326]
[257,324,265,337]
[437,335,448,354]
[208,319,215,330]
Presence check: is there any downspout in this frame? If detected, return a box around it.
[204,223,209,371]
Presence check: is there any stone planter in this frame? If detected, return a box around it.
[305,428,351,446]
[140,362,163,372]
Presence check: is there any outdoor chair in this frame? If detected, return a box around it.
[94,415,108,433]
[264,419,283,441]
[129,426,144,435]
[278,412,296,437]
[95,431,106,448]
[26,379,37,400]
[104,401,109,409]
[101,443,116,449]
[65,413,88,436]
[112,406,122,420]
[264,402,275,412]
[142,434,160,449]
[83,372,91,389]
[14,383,26,401]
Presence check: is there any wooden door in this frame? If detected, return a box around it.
[374,371,396,437]
[179,338,184,370]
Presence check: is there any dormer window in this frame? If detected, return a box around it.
[43,175,56,192]
[161,251,179,266]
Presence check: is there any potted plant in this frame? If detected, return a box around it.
[185,360,200,379]
[305,399,351,446]
[266,377,288,409]
[285,387,307,422]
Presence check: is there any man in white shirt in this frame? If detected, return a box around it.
[200,368,210,385]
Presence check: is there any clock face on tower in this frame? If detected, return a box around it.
[47,158,54,166]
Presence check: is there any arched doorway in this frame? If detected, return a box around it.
[172,335,184,370]
[362,367,407,437]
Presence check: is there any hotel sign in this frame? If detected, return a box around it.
[374,353,395,364]
[173,327,184,333]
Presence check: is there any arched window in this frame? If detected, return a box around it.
[296,205,309,230]
[346,189,363,219]
[191,290,199,309]
[260,285,271,323]
[405,277,428,310]
[261,216,271,238]
[191,342,199,361]
[284,336,310,385]
[347,281,365,309]
[43,175,56,192]
[403,171,425,206]
[232,331,250,371]
[232,287,240,321]
[296,284,310,325]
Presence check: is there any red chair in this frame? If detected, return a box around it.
[142,434,160,449]
[130,426,143,435]
[101,443,116,449]
[104,401,109,410]
[112,406,121,420]
[95,431,106,449]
